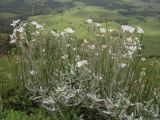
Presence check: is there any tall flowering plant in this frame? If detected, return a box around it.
[9,19,159,119]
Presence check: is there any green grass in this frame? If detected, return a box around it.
[28,6,121,37]
[0,57,11,95]
[0,55,22,97]
[2,108,55,120]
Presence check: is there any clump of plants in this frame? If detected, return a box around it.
[4,19,160,119]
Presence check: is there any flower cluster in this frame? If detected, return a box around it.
[9,20,44,45]
[121,25,144,34]
[123,37,141,59]
[31,21,44,30]
[86,19,93,24]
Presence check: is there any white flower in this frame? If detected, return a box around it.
[137,26,144,33]
[33,31,40,36]
[51,30,56,34]
[51,31,59,37]
[17,27,24,33]
[86,19,93,24]
[108,29,114,32]
[121,25,135,33]
[95,75,103,80]
[61,55,68,60]
[141,58,146,61]
[77,60,88,68]
[109,49,112,54]
[123,37,140,58]
[29,70,37,76]
[11,19,20,27]
[73,48,77,51]
[119,63,127,68]
[141,71,145,76]
[31,21,38,25]
[99,28,106,33]
[31,21,43,29]
[126,37,133,42]
[89,45,96,50]
[9,34,17,44]
[64,28,75,33]
[36,24,43,29]
[102,45,107,49]
[95,23,102,27]
[60,32,66,36]
[9,39,16,44]
[42,49,45,53]
[96,52,99,56]
[129,46,137,52]
[65,44,70,47]
[128,51,134,58]
[84,39,88,44]
[76,55,80,61]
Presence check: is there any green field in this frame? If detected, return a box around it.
[0,0,160,56]
[28,4,160,57]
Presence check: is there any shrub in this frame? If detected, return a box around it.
[7,19,160,119]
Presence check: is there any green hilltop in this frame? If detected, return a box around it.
[0,0,160,57]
